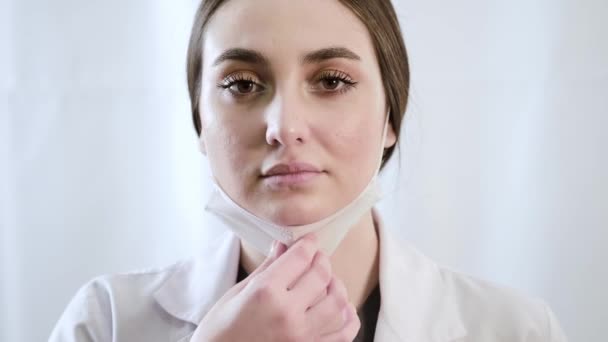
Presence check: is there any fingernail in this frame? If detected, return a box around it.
[269,241,278,256]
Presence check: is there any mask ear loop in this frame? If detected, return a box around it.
[374,110,391,177]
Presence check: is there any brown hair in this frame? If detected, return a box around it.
[186,0,410,169]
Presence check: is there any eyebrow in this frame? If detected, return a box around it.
[302,47,361,64]
[211,47,361,67]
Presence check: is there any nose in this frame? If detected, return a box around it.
[265,94,310,147]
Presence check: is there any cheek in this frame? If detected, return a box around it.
[206,121,253,173]
[205,126,263,203]
[201,95,259,168]
[330,120,378,170]
[200,81,272,199]
[326,84,385,165]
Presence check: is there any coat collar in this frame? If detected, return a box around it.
[373,210,467,341]
[153,230,241,326]
[154,209,467,341]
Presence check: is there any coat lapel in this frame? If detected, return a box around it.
[153,230,241,326]
[373,209,468,341]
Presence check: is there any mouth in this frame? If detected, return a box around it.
[261,162,325,188]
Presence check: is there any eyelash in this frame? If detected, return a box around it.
[314,70,358,94]
[215,73,258,95]
[216,70,358,97]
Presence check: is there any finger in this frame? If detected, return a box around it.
[260,234,320,290]
[290,250,332,310]
[240,241,287,287]
[305,276,348,336]
[320,303,360,342]
[216,241,287,306]
[309,286,328,308]
[253,240,287,275]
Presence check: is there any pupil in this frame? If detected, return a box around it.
[238,82,253,92]
[325,79,339,89]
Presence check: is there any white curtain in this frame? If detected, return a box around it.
[1,1,606,341]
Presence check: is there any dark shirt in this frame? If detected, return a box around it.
[236,263,381,341]
[352,284,381,341]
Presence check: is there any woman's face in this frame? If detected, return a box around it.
[199,0,396,226]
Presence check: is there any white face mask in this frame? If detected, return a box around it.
[204,112,390,256]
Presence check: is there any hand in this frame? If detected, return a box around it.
[190,234,360,342]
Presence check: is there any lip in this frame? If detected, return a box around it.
[262,162,321,176]
[261,162,324,187]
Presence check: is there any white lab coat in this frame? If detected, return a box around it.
[49,210,568,341]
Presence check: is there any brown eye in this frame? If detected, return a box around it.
[234,81,255,93]
[322,78,341,90]
[217,73,265,97]
[313,69,358,94]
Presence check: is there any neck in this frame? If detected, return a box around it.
[239,210,380,309]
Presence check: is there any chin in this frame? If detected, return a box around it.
[261,198,333,226]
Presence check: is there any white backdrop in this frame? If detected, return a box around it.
[1,1,606,341]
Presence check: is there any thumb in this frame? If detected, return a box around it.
[220,242,287,303]
[239,240,286,286]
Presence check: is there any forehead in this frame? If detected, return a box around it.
[203,0,375,67]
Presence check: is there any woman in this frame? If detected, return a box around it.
[50,0,568,341]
